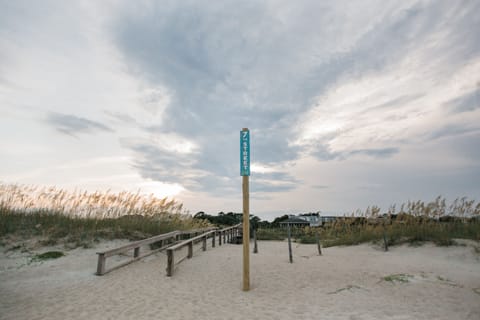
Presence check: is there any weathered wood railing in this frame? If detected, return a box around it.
[96,227,215,275]
[166,224,241,276]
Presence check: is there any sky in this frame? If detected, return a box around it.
[1,0,479,221]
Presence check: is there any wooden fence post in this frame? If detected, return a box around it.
[316,231,322,256]
[383,224,389,252]
[134,247,140,258]
[188,242,193,258]
[202,236,207,251]
[96,253,106,275]
[287,223,293,263]
[212,232,216,247]
[253,228,258,254]
[166,250,174,277]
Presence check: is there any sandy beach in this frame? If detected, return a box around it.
[1,239,479,320]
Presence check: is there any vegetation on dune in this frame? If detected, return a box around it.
[0,183,189,218]
[382,274,413,283]
[256,197,480,247]
[0,183,211,249]
[193,211,262,228]
[1,184,479,250]
[31,251,65,261]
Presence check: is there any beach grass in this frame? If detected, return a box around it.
[31,251,65,261]
[1,184,479,249]
[0,183,211,248]
[257,197,480,248]
[383,273,413,283]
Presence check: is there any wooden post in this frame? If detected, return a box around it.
[316,231,322,256]
[188,242,193,258]
[166,250,174,277]
[243,175,250,290]
[383,224,389,252]
[253,228,258,254]
[96,253,106,275]
[134,247,140,258]
[212,232,216,247]
[241,127,251,291]
[287,223,293,263]
[219,231,222,246]
[202,236,207,251]
[223,230,226,244]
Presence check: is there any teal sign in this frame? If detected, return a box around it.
[240,130,250,176]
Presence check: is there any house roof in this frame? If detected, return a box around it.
[279,217,310,224]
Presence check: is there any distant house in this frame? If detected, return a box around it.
[319,216,337,225]
[279,216,312,228]
[279,213,338,227]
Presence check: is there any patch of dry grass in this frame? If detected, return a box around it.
[0,183,212,248]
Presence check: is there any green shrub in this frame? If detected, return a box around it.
[256,228,287,241]
[32,251,64,261]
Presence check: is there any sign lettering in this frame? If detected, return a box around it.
[240,130,250,176]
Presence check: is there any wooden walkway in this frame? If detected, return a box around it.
[96,225,241,276]
[166,224,240,276]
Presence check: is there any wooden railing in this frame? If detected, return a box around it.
[96,227,216,275]
[166,224,241,276]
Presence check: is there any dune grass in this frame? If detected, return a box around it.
[0,183,211,249]
[383,273,413,283]
[2,185,479,250]
[31,251,65,261]
[257,197,480,248]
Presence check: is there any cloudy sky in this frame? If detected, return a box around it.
[1,0,479,220]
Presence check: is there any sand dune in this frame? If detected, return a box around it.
[1,240,479,320]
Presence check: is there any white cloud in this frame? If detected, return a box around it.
[1,1,479,219]
[295,35,480,155]
[153,133,199,155]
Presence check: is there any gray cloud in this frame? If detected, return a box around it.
[120,137,196,184]
[365,94,425,112]
[440,131,480,161]
[121,135,299,195]
[312,143,341,161]
[2,0,480,220]
[251,171,299,193]
[428,125,479,141]
[445,90,480,114]
[109,0,480,197]
[313,143,399,161]
[104,110,138,126]
[46,112,113,136]
[349,148,399,159]
[251,183,296,193]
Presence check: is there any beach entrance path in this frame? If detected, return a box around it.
[1,241,479,320]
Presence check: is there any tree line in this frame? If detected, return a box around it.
[193,211,292,228]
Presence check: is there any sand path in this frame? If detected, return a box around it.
[1,240,479,320]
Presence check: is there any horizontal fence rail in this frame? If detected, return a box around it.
[166,224,241,277]
[96,227,216,275]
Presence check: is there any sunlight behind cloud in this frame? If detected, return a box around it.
[153,133,199,155]
[295,36,480,156]
[136,180,185,198]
